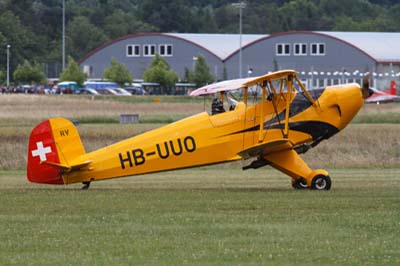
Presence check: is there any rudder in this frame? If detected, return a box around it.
[27,118,86,184]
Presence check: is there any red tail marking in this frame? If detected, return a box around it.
[27,120,64,184]
[389,80,396,95]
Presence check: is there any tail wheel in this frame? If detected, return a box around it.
[311,175,332,190]
[292,178,308,189]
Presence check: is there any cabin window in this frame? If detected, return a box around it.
[126,45,140,57]
[294,43,307,56]
[310,43,325,56]
[276,43,290,56]
[159,44,173,56]
[143,44,156,56]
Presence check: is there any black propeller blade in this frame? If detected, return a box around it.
[362,74,373,99]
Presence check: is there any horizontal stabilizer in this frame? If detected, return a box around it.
[41,160,92,173]
[238,139,293,159]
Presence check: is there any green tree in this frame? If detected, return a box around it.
[191,55,215,87]
[0,11,44,74]
[103,58,133,86]
[139,0,192,32]
[0,70,5,85]
[183,67,194,83]
[278,0,320,31]
[103,10,156,39]
[67,16,108,59]
[59,56,86,86]
[13,60,46,84]
[143,54,179,92]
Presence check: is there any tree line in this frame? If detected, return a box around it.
[11,54,214,91]
[1,0,400,85]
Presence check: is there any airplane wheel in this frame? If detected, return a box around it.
[81,181,91,190]
[311,175,331,190]
[292,178,308,189]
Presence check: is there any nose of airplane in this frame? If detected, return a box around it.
[335,83,364,130]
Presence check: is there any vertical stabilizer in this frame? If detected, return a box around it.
[389,80,396,95]
[27,118,86,184]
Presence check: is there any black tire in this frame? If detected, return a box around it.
[292,178,308,189]
[311,175,331,190]
[81,181,91,190]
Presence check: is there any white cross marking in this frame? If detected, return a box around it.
[31,141,52,161]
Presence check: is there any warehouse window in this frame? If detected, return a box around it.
[126,45,140,57]
[276,43,290,56]
[294,43,307,56]
[310,43,325,56]
[159,44,173,56]
[143,44,156,56]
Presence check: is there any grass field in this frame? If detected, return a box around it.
[0,168,399,265]
[0,94,399,265]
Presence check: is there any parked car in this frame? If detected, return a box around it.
[124,83,147,95]
[79,88,99,95]
[113,88,132,96]
[95,87,119,95]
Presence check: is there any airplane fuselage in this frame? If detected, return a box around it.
[64,83,363,185]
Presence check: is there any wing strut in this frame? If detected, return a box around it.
[294,75,316,105]
[258,83,266,143]
[267,80,285,138]
[283,75,295,138]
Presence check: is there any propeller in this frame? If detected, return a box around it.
[362,74,373,99]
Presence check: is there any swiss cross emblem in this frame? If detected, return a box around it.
[31,141,52,161]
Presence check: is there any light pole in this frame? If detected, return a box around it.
[6,44,10,88]
[62,0,65,71]
[232,2,246,78]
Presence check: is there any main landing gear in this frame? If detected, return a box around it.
[261,148,332,191]
[292,174,332,190]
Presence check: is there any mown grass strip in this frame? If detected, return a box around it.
[0,168,399,266]
[352,112,400,124]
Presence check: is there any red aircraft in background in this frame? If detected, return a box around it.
[366,80,400,104]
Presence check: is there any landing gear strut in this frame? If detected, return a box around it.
[81,181,91,190]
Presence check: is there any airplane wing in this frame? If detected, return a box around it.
[366,87,400,103]
[238,139,293,159]
[369,87,380,93]
[242,70,296,87]
[190,77,255,96]
[190,70,297,96]
[365,94,400,103]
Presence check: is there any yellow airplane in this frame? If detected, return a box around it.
[27,70,370,190]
